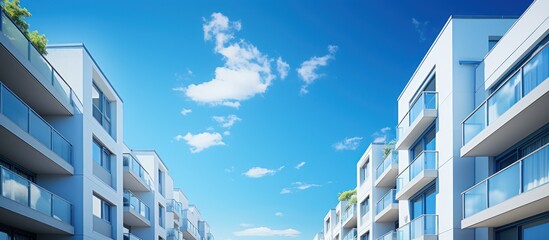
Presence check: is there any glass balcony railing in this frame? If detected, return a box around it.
[182,219,200,239]
[0,166,72,225]
[0,7,80,106]
[397,151,438,193]
[123,233,142,240]
[123,190,150,221]
[123,154,153,190]
[377,150,398,179]
[376,189,397,215]
[463,42,549,145]
[396,92,438,141]
[168,228,183,240]
[168,199,182,216]
[377,231,397,240]
[342,204,356,222]
[397,215,438,240]
[342,228,357,240]
[462,143,549,218]
[0,83,72,163]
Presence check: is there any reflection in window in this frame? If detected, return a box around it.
[92,83,113,135]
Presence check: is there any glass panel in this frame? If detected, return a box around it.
[93,195,102,218]
[495,227,518,240]
[1,13,28,57]
[29,46,52,81]
[1,167,29,206]
[411,216,424,238]
[409,94,424,125]
[424,92,437,109]
[522,145,549,192]
[93,141,102,165]
[488,164,520,207]
[523,218,549,240]
[424,215,437,235]
[53,196,71,224]
[463,104,486,144]
[411,197,423,220]
[424,129,436,151]
[463,181,487,218]
[0,232,8,240]
[425,187,436,214]
[29,111,51,148]
[522,47,549,96]
[397,224,409,240]
[29,183,52,216]
[92,84,101,110]
[52,131,71,162]
[488,72,521,124]
[52,71,71,102]
[2,87,29,131]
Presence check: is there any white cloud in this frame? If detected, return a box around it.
[276,57,290,79]
[185,13,278,107]
[240,223,253,227]
[294,161,306,170]
[297,45,338,94]
[280,188,291,194]
[373,126,391,143]
[275,212,284,217]
[223,131,231,136]
[213,114,242,128]
[244,166,284,178]
[234,227,300,237]
[412,18,429,42]
[178,132,225,153]
[333,137,363,151]
[180,108,192,116]
[293,182,321,190]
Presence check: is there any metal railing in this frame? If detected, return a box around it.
[396,91,438,142]
[462,42,549,145]
[397,214,438,240]
[168,228,183,240]
[377,230,396,240]
[342,204,356,222]
[396,151,438,194]
[123,190,150,221]
[0,82,72,163]
[462,143,549,218]
[123,154,153,190]
[342,228,357,240]
[376,150,398,179]
[168,199,182,216]
[0,165,72,225]
[376,189,397,215]
[182,219,200,239]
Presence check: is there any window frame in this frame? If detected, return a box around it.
[93,138,113,172]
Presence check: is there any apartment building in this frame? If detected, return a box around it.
[0,5,214,239]
[314,1,548,240]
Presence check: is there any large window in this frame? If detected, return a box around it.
[360,159,370,185]
[410,185,436,220]
[93,139,112,172]
[158,169,165,196]
[360,232,369,240]
[158,204,165,228]
[360,197,369,217]
[92,83,113,135]
[496,214,549,240]
[410,126,436,160]
[93,194,111,222]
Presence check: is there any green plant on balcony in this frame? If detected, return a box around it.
[338,189,357,210]
[383,140,396,159]
[1,0,48,54]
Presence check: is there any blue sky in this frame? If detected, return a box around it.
[24,1,530,239]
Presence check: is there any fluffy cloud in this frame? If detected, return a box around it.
[373,126,391,143]
[277,57,290,79]
[176,132,225,153]
[294,161,306,170]
[333,136,363,151]
[275,212,284,217]
[244,166,284,178]
[184,13,279,108]
[297,45,338,94]
[234,227,300,237]
[213,114,242,128]
[180,108,192,116]
[280,188,291,194]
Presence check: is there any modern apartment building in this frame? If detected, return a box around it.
[0,5,214,240]
[314,0,549,240]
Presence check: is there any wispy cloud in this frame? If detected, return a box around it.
[280,182,321,194]
[244,166,284,178]
[225,166,235,173]
[180,108,192,116]
[294,161,306,170]
[333,136,363,151]
[234,227,300,237]
[277,57,290,80]
[372,126,391,143]
[183,13,281,108]
[213,114,242,128]
[280,188,291,194]
[297,45,338,94]
[175,132,225,153]
[275,212,284,217]
[412,18,429,42]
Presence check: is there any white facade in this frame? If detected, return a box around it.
[0,8,214,238]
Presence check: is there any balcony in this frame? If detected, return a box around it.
[182,219,200,240]
[396,92,438,150]
[396,151,438,200]
[123,191,150,227]
[397,215,438,240]
[0,166,73,234]
[462,143,549,228]
[168,228,183,240]
[123,154,153,192]
[375,189,398,222]
[342,228,357,240]
[168,199,182,220]
[462,43,549,157]
[360,211,371,227]
[342,204,357,228]
[0,83,73,174]
[0,7,76,115]
[377,231,396,240]
[124,233,142,240]
[375,150,399,187]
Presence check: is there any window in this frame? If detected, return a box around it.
[158,169,164,195]
[495,213,549,240]
[410,185,436,220]
[92,83,113,135]
[360,159,369,185]
[360,232,369,240]
[325,218,330,230]
[93,195,111,222]
[410,126,436,160]
[159,204,165,228]
[360,197,369,217]
[93,139,112,172]
[489,36,502,51]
